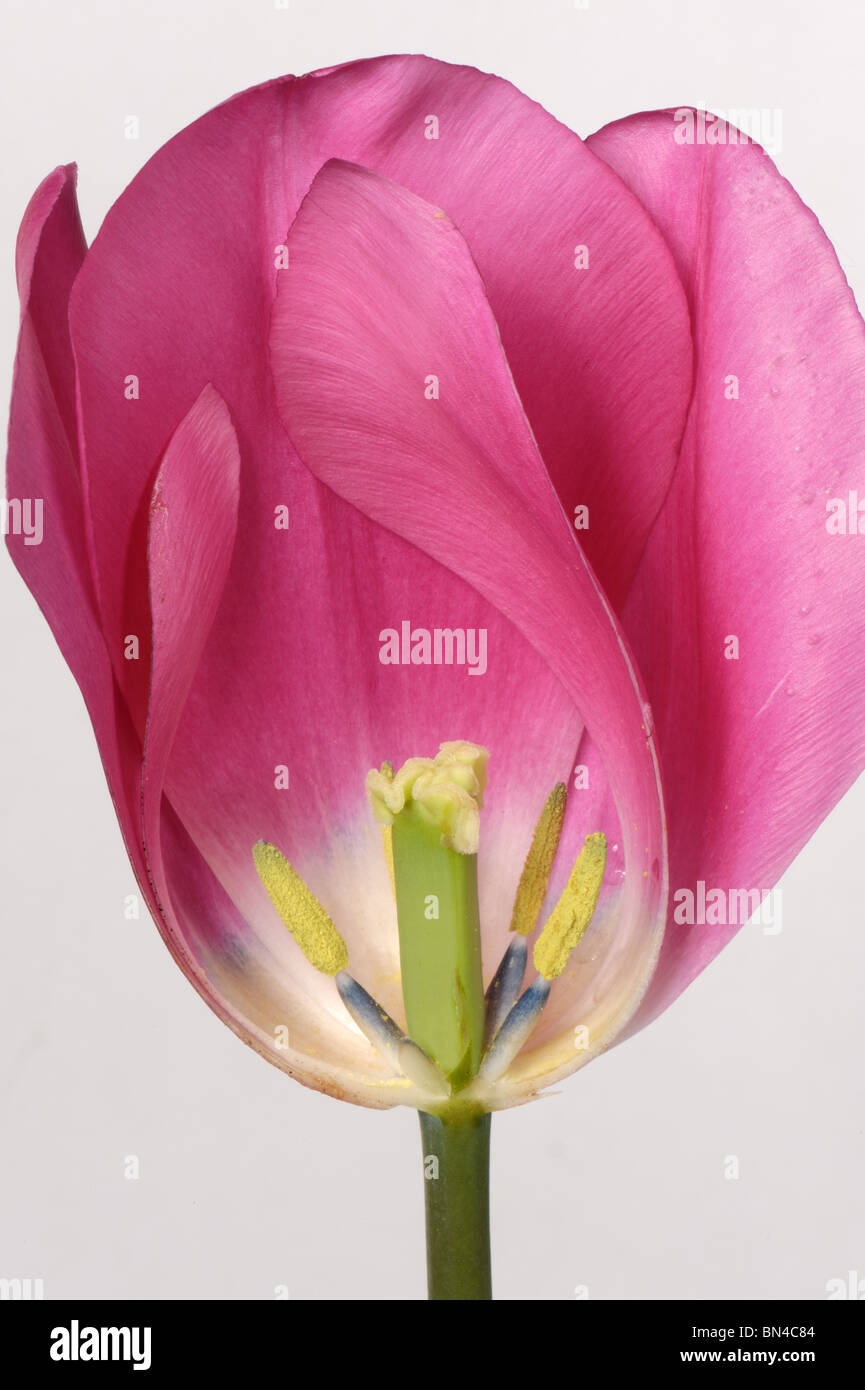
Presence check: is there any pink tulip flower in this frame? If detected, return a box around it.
[8,54,865,1299]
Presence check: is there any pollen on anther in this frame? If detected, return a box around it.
[253,841,348,976]
[510,783,567,937]
[533,832,607,981]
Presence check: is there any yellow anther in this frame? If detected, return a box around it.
[253,841,348,976]
[509,783,567,936]
[533,832,607,981]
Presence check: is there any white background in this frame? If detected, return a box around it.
[2,0,863,1300]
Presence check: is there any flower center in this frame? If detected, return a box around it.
[251,741,607,1107]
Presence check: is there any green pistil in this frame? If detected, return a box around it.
[391,802,486,1087]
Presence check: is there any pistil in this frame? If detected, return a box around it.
[367,742,489,1088]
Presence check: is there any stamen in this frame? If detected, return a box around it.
[476,832,608,1081]
[396,1040,451,1097]
[483,936,527,1047]
[478,976,551,1081]
[533,832,607,981]
[335,970,405,1057]
[509,783,568,936]
[336,971,449,1097]
[253,841,348,975]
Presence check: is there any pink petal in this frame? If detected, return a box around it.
[6,166,144,882]
[142,382,240,896]
[588,111,865,1023]
[68,54,691,691]
[270,157,668,1098]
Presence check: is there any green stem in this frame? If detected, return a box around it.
[419,1108,492,1300]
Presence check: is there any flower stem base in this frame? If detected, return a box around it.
[419,1108,492,1300]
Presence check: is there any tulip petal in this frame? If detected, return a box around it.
[68,53,691,679]
[142,382,240,885]
[6,166,144,878]
[15,165,84,444]
[587,111,865,1023]
[269,157,669,1100]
